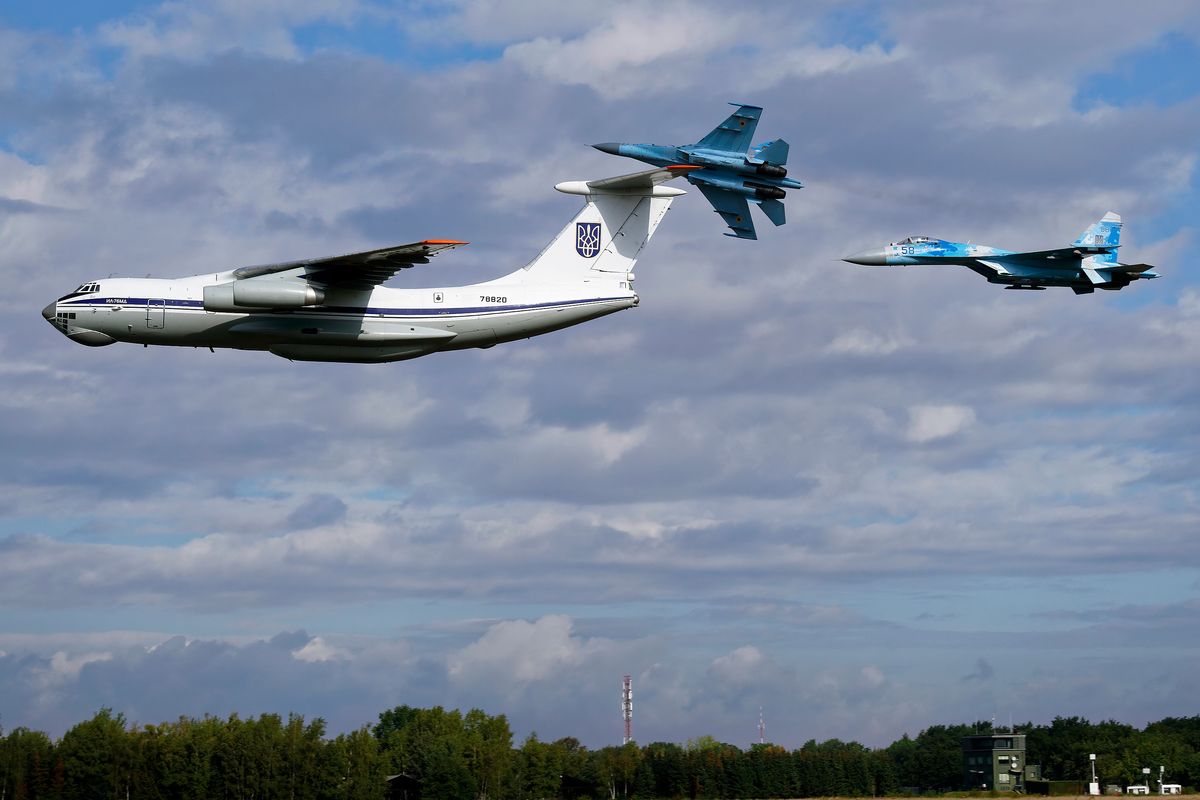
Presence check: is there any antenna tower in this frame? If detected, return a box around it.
[622,675,633,744]
[758,706,765,744]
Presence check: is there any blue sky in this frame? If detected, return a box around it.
[1,1,1199,747]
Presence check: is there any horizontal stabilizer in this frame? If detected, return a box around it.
[695,182,756,239]
[1106,262,1157,273]
[757,197,786,227]
[752,138,789,166]
[556,167,692,197]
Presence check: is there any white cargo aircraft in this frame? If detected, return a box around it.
[42,169,690,363]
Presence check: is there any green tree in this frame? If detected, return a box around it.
[1,726,56,800]
[56,709,132,800]
[594,744,640,800]
[462,710,512,800]
[515,734,561,800]
[333,727,386,800]
[640,742,686,799]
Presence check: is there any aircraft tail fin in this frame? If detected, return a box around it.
[517,169,684,281]
[752,138,789,166]
[695,103,762,153]
[1073,212,1121,264]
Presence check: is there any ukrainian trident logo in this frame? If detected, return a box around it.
[576,222,601,258]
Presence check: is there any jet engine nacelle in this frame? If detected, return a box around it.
[745,182,786,201]
[753,163,787,179]
[203,279,325,311]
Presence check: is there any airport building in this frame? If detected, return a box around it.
[961,733,1040,791]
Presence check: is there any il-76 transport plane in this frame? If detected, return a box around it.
[843,212,1159,294]
[43,170,683,363]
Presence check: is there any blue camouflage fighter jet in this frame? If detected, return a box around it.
[843,213,1159,294]
[593,103,802,240]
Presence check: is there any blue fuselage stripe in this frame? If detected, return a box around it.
[60,296,628,316]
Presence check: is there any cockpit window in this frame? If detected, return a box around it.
[898,236,934,245]
[74,283,99,293]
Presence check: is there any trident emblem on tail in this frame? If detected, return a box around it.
[576,222,601,258]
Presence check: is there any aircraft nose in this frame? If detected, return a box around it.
[842,248,888,266]
[41,301,56,321]
[592,142,623,156]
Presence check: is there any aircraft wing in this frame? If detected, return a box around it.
[997,245,1117,263]
[232,240,467,290]
[1104,262,1157,273]
[695,103,762,154]
[694,183,757,240]
[586,165,700,191]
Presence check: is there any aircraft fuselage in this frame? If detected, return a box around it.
[43,274,637,363]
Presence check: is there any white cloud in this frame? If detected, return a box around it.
[449,615,587,683]
[34,651,114,689]
[502,2,742,99]
[826,329,906,356]
[292,636,349,662]
[99,0,376,62]
[906,404,976,443]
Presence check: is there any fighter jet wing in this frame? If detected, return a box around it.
[694,183,757,240]
[1104,262,1157,273]
[996,246,1117,264]
[695,103,762,154]
[232,240,467,290]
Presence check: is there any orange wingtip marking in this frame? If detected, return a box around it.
[420,239,469,245]
[667,165,703,172]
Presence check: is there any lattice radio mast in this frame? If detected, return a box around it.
[758,706,765,744]
[622,675,633,744]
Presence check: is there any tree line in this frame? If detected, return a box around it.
[2,708,1197,800]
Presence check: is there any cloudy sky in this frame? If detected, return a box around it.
[2,0,1199,748]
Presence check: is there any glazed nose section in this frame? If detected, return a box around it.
[843,247,888,266]
[592,142,623,156]
[42,301,56,321]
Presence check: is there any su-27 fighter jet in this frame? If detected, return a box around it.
[593,103,802,240]
[843,213,1159,294]
[41,168,686,363]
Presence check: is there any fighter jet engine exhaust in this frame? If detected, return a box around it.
[747,184,786,201]
[754,163,787,178]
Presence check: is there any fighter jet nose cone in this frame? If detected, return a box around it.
[592,142,623,155]
[843,248,888,266]
[41,301,56,321]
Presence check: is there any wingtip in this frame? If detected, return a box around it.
[421,239,469,246]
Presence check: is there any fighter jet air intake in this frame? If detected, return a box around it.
[42,169,688,363]
[843,213,1159,294]
[593,103,802,240]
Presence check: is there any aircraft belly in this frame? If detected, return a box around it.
[445,298,631,348]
